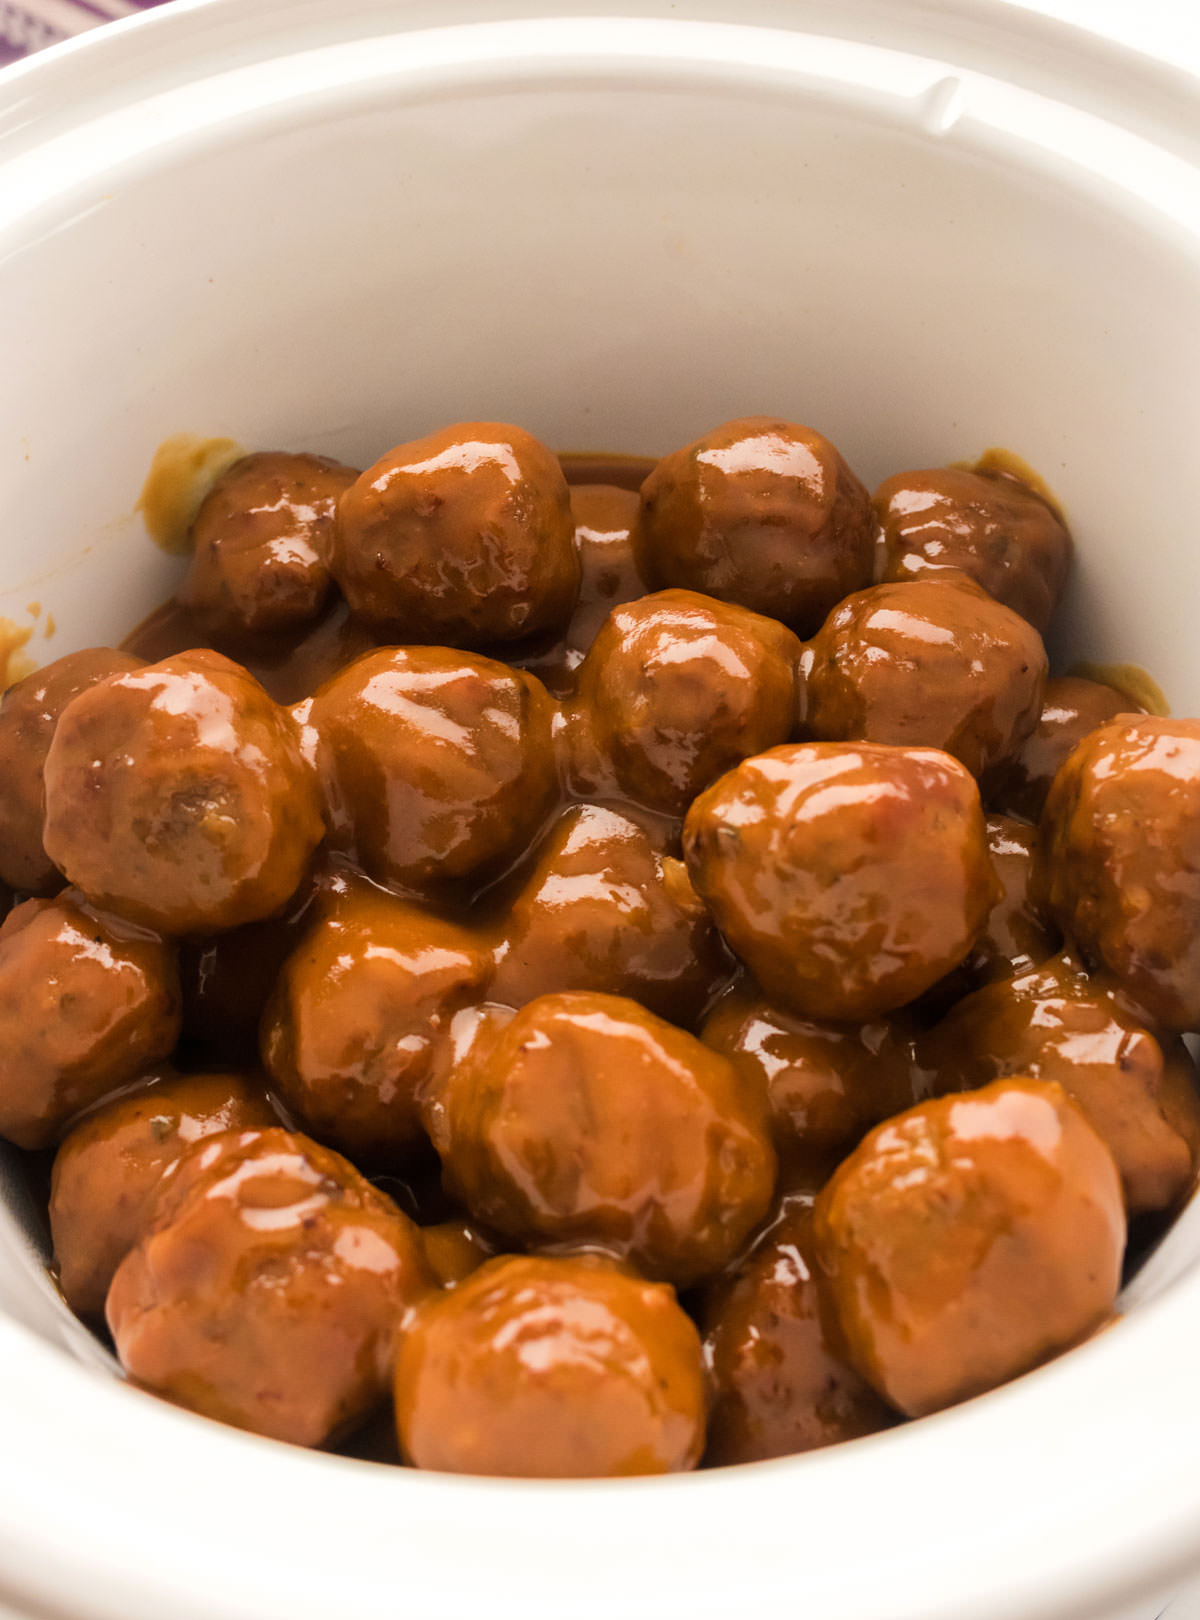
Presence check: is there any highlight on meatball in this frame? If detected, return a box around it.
[874,462,1072,633]
[638,416,874,634]
[702,1197,895,1465]
[801,575,1048,779]
[308,646,557,894]
[394,1253,706,1477]
[429,990,776,1287]
[107,1127,434,1447]
[0,893,180,1150]
[684,742,999,1021]
[701,987,919,1173]
[983,675,1140,822]
[50,1070,276,1315]
[812,1078,1125,1417]
[178,451,358,638]
[331,421,580,644]
[0,647,144,894]
[42,649,324,935]
[1037,716,1200,1032]
[568,588,802,814]
[262,886,493,1166]
[489,802,732,1026]
[920,953,1200,1215]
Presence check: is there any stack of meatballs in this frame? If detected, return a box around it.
[0,414,1197,1476]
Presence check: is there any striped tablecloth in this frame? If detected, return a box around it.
[1,0,167,67]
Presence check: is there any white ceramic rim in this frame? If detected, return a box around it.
[0,5,1199,1619]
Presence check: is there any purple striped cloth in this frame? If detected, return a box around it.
[1,0,170,67]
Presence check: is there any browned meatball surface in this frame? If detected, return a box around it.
[920,953,1200,1214]
[684,743,998,1021]
[702,1198,895,1465]
[0,895,180,1150]
[395,1253,706,1477]
[430,991,776,1286]
[262,887,492,1166]
[984,675,1140,822]
[0,648,144,894]
[332,422,579,645]
[50,1070,276,1315]
[567,589,801,814]
[1038,717,1200,1031]
[638,417,873,634]
[107,1127,433,1447]
[701,986,920,1173]
[178,452,358,638]
[490,802,732,1026]
[42,650,324,935]
[813,1078,1125,1417]
[514,483,648,697]
[874,464,1072,633]
[802,576,1048,779]
[308,646,557,894]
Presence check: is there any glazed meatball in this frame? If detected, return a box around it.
[429,991,776,1286]
[801,576,1048,779]
[0,894,180,1150]
[308,646,557,894]
[0,648,144,894]
[984,676,1140,822]
[638,417,874,634]
[394,1254,706,1476]
[702,1198,895,1464]
[874,463,1072,633]
[813,1078,1125,1417]
[568,589,802,815]
[50,1070,276,1315]
[1038,717,1200,1031]
[178,451,358,638]
[107,1127,433,1447]
[701,987,919,1173]
[684,743,998,1021]
[967,815,1060,986]
[919,953,1200,1214]
[332,422,580,644]
[490,802,732,1025]
[515,483,648,697]
[262,887,492,1165]
[42,650,324,935]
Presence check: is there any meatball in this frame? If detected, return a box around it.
[178,451,358,638]
[0,894,180,1150]
[331,422,580,644]
[568,589,801,815]
[490,802,732,1026]
[702,1198,895,1465]
[801,576,1048,779]
[50,1070,276,1315]
[812,1078,1125,1417]
[1038,717,1200,1031]
[515,483,648,697]
[430,991,776,1286]
[919,953,1200,1214]
[684,743,998,1021]
[874,464,1072,633]
[637,417,874,634]
[262,887,493,1165]
[701,987,919,1173]
[420,1217,500,1289]
[0,648,144,894]
[42,650,324,935]
[107,1127,433,1447]
[394,1254,706,1476]
[984,676,1140,822]
[308,646,557,894]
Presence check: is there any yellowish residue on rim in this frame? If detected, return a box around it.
[136,433,244,555]
[1070,660,1170,717]
[0,620,35,693]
